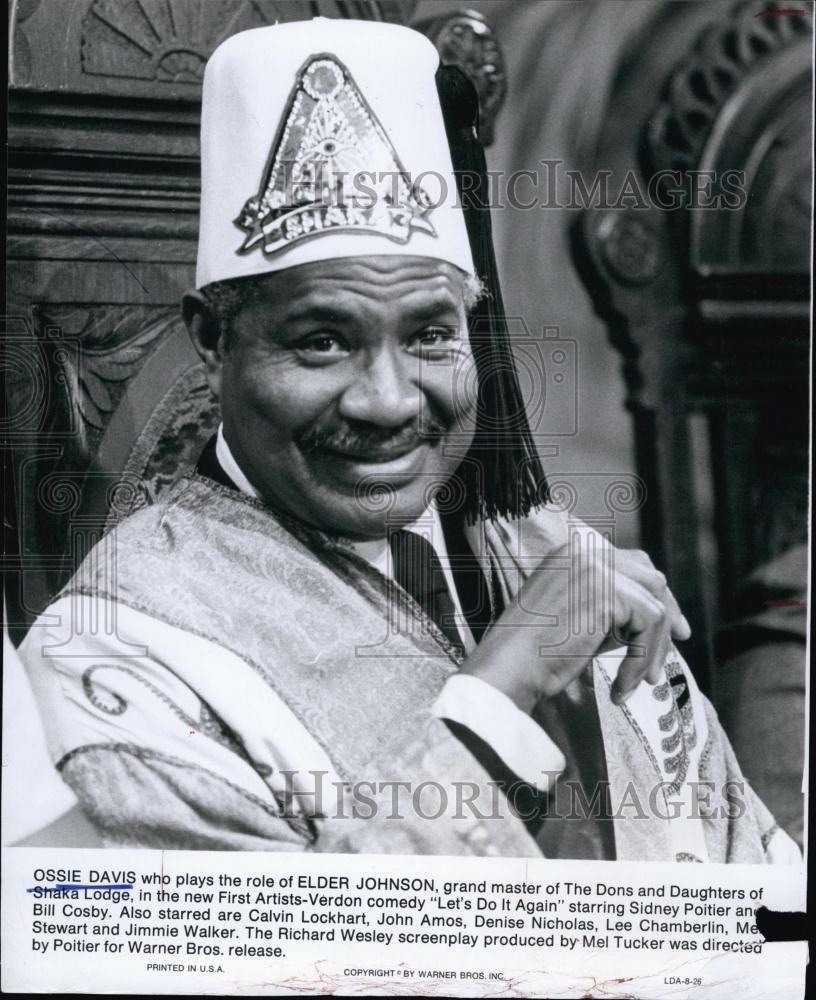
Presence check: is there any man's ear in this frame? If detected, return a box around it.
[182,290,223,399]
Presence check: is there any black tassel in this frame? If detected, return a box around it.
[436,64,549,523]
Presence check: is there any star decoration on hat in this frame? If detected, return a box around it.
[235,54,437,257]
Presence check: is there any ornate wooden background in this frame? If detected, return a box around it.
[573,0,811,691]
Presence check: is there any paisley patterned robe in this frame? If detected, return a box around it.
[20,474,797,862]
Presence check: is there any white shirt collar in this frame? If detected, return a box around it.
[216,424,261,500]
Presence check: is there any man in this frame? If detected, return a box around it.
[20,18,797,862]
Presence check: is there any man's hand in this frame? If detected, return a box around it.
[614,547,691,644]
[461,542,691,713]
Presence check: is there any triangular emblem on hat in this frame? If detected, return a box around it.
[235,54,437,257]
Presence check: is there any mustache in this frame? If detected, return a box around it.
[297,417,447,455]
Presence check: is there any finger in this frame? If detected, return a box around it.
[608,573,665,649]
[646,624,672,684]
[663,587,691,642]
[637,570,691,643]
[615,549,691,641]
[611,624,668,703]
[613,617,672,701]
[610,581,670,704]
[610,579,663,701]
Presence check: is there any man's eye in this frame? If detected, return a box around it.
[411,327,460,351]
[295,334,348,357]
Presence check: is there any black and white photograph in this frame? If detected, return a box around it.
[2,1,811,996]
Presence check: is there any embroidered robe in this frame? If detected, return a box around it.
[21,475,793,861]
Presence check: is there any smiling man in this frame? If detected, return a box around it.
[20,18,797,863]
[188,256,480,540]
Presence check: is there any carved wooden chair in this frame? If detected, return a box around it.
[572,0,811,694]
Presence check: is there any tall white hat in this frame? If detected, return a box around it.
[196,17,475,288]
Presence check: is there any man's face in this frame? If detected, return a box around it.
[213,255,478,538]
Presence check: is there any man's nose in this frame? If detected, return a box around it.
[337,348,421,427]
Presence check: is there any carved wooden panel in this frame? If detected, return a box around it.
[414,8,506,145]
[572,0,812,692]
[4,302,217,636]
[10,0,415,94]
[81,0,276,84]
[644,0,812,275]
